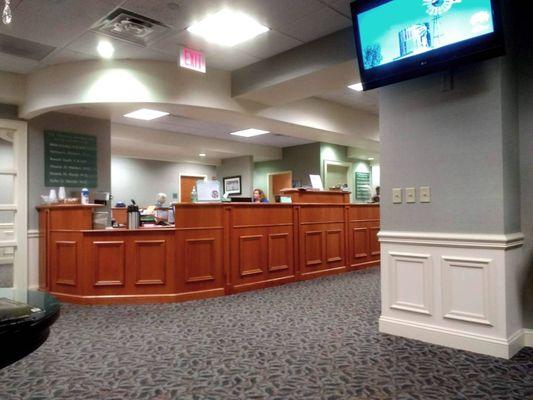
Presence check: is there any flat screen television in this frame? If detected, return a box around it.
[350,0,505,90]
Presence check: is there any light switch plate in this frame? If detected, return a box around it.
[406,187,416,203]
[420,186,431,203]
[392,188,402,204]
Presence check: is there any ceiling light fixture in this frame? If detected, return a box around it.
[368,157,375,161]
[230,128,269,138]
[97,40,115,59]
[2,0,12,25]
[198,153,206,157]
[123,108,169,120]
[348,83,364,92]
[187,9,269,47]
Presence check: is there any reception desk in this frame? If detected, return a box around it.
[280,188,351,204]
[38,201,380,304]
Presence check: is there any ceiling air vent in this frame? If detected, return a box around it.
[92,8,170,46]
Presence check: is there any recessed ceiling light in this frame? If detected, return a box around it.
[97,40,115,59]
[348,83,364,92]
[123,108,169,121]
[199,153,206,157]
[187,9,269,47]
[230,128,269,138]
[368,157,375,161]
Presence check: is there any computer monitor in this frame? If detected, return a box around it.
[230,197,252,203]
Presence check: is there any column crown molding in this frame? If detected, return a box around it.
[378,231,524,249]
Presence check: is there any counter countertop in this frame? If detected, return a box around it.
[36,204,103,210]
[173,202,379,207]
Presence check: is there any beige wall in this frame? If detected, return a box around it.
[111,156,217,207]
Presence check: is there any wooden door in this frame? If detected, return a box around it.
[180,176,203,203]
[269,172,292,200]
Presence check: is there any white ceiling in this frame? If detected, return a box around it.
[114,113,312,148]
[0,0,353,73]
[318,87,379,115]
[61,103,312,151]
[0,0,381,161]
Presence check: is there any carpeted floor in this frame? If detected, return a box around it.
[0,267,532,400]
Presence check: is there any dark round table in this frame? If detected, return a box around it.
[0,290,60,369]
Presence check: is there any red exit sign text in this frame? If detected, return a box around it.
[179,47,206,73]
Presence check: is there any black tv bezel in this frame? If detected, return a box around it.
[350,0,506,91]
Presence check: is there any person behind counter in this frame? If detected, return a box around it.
[372,186,380,203]
[253,188,269,203]
[151,193,173,225]
[155,192,167,207]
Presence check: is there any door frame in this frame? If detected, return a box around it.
[0,119,28,300]
[324,160,352,200]
[178,173,207,202]
[267,170,293,201]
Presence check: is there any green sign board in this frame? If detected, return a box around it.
[44,131,97,188]
[355,171,371,202]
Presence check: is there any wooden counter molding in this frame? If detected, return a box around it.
[38,202,380,304]
[111,207,128,225]
[280,188,350,204]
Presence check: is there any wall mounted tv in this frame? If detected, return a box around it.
[351,0,505,90]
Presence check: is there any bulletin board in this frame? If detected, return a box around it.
[44,131,97,187]
[355,171,371,202]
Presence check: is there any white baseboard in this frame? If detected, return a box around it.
[379,316,523,359]
[524,329,533,347]
[0,287,14,299]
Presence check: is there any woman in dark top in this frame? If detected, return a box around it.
[253,188,269,203]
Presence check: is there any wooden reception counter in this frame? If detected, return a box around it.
[37,200,380,304]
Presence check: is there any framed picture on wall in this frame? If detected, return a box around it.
[223,176,242,195]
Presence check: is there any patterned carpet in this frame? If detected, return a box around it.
[1,267,532,400]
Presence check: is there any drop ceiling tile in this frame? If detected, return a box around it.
[121,0,185,28]
[0,52,39,73]
[123,0,227,31]
[275,6,352,42]
[232,0,324,33]
[320,0,352,18]
[0,32,55,61]
[39,48,93,67]
[0,0,123,47]
[66,31,176,62]
[149,33,181,56]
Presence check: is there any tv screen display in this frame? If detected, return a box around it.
[351,0,505,90]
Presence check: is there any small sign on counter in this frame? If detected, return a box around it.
[197,180,221,202]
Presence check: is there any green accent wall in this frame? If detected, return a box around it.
[253,143,321,191]
[320,143,348,177]
[254,142,375,203]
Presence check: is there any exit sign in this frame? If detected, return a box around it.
[179,47,206,73]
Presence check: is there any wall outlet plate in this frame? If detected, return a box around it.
[420,186,431,203]
[392,188,402,204]
[406,187,416,203]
